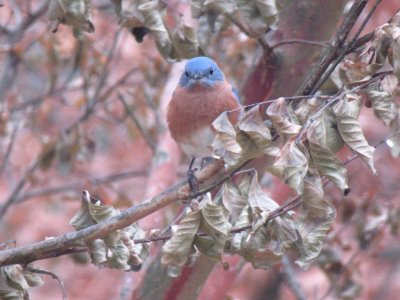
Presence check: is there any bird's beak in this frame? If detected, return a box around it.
[192,73,202,80]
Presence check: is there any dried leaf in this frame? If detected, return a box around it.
[294,97,319,125]
[87,239,107,267]
[390,24,400,79]
[267,141,308,194]
[388,114,400,157]
[47,0,95,38]
[238,105,280,157]
[138,1,173,59]
[112,0,145,28]
[241,213,298,269]
[171,19,200,59]
[212,112,242,165]
[107,241,131,270]
[333,100,376,174]
[295,174,336,269]
[333,93,361,119]
[220,179,248,219]
[367,89,397,126]
[308,116,349,192]
[204,0,237,15]
[241,227,283,269]
[70,194,96,230]
[266,97,302,138]
[237,0,278,38]
[254,0,279,28]
[87,201,122,247]
[22,269,43,287]
[226,205,251,253]
[2,265,29,291]
[247,171,279,212]
[200,194,231,242]
[311,110,344,154]
[161,208,201,277]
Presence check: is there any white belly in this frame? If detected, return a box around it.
[178,127,215,158]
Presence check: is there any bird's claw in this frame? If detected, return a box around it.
[187,167,199,194]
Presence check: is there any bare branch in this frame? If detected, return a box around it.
[119,94,157,152]
[0,159,225,267]
[281,256,307,300]
[0,124,19,177]
[16,169,149,204]
[25,266,67,300]
[296,0,369,96]
[272,39,328,49]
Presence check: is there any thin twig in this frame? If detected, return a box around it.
[0,124,19,177]
[16,169,148,204]
[0,240,16,249]
[296,0,368,96]
[119,94,157,152]
[310,0,383,94]
[25,266,67,300]
[282,255,307,300]
[272,39,328,49]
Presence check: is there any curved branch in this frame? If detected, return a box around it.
[0,160,225,267]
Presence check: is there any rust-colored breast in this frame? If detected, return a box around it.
[167,81,240,144]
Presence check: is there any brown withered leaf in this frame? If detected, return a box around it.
[2,265,29,291]
[388,114,400,157]
[194,194,231,259]
[333,93,361,119]
[266,97,302,138]
[87,239,107,267]
[238,105,280,157]
[212,112,242,165]
[237,1,268,38]
[294,97,319,125]
[112,0,145,28]
[226,204,251,254]
[241,227,283,269]
[204,0,237,15]
[391,27,400,80]
[267,141,308,194]
[254,0,280,29]
[107,240,131,270]
[308,115,349,192]
[247,171,279,213]
[70,193,96,230]
[333,100,376,174]
[296,173,336,269]
[47,0,95,38]
[241,210,298,269]
[200,194,231,246]
[138,1,173,59]
[367,89,397,126]
[312,110,344,154]
[220,179,248,220]
[171,19,200,59]
[161,208,201,277]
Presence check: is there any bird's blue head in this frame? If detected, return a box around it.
[179,56,225,88]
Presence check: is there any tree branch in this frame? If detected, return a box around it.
[296,0,368,96]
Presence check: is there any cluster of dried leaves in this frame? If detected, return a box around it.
[47,0,279,58]
[0,264,43,299]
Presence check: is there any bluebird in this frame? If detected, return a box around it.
[167,57,241,191]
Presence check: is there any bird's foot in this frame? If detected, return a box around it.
[188,158,199,194]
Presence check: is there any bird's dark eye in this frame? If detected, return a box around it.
[209,68,214,75]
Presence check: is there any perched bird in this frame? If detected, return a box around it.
[167,56,241,190]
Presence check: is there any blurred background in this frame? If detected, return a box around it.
[1,0,400,299]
